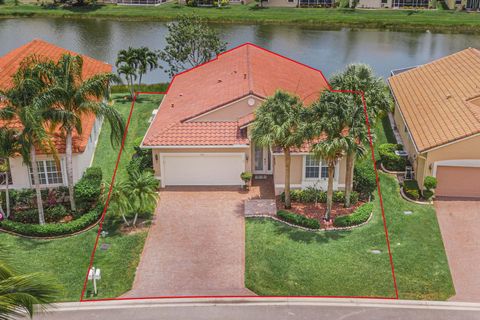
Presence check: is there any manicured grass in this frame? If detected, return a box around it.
[0,228,147,301]
[92,93,163,183]
[1,2,480,33]
[245,120,454,300]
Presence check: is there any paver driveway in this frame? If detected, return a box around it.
[124,187,254,297]
[435,199,480,302]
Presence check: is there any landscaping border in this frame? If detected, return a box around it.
[246,209,374,233]
[379,161,405,175]
[399,187,432,205]
[0,215,101,240]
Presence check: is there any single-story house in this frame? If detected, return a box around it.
[0,39,111,190]
[388,48,480,198]
[141,43,350,195]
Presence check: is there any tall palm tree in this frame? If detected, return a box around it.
[0,247,59,320]
[329,64,390,207]
[0,56,57,225]
[0,128,19,218]
[37,54,125,212]
[135,47,158,87]
[251,90,306,209]
[116,48,138,100]
[308,91,352,221]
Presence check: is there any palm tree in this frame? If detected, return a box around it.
[0,247,59,319]
[0,128,19,218]
[135,47,159,87]
[124,170,159,227]
[116,47,138,100]
[251,90,306,209]
[106,170,158,228]
[37,54,125,212]
[0,56,57,225]
[329,64,390,207]
[307,91,352,221]
[103,180,132,226]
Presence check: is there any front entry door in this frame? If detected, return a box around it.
[253,145,272,174]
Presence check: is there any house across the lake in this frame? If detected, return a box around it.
[388,48,480,198]
[0,39,111,190]
[141,43,350,195]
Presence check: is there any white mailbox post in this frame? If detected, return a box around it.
[88,267,101,295]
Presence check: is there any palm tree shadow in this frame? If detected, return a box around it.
[271,220,350,244]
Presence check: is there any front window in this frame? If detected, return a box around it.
[305,155,330,179]
[29,160,63,186]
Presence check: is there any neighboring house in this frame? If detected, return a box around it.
[141,43,350,195]
[178,0,253,5]
[388,48,480,198]
[353,0,428,9]
[0,39,111,190]
[263,0,333,7]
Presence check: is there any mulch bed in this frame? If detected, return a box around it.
[276,196,365,228]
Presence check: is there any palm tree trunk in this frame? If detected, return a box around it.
[66,130,76,211]
[325,163,335,221]
[31,146,45,225]
[5,163,10,218]
[129,76,135,100]
[284,148,292,209]
[344,152,355,208]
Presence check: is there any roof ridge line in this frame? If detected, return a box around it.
[246,44,253,93]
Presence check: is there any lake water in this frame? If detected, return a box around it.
[1,17,480,83]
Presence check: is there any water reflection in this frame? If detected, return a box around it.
[0,17,479,83]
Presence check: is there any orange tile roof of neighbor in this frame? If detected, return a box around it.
[0,39,113,154]
[388,48,480,153]
[143,43,329,147]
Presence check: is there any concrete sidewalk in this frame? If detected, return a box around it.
[30,298,480,320]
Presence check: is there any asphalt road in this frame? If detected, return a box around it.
[27,298,480,320]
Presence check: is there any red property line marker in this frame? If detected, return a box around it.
[80,42,399,302]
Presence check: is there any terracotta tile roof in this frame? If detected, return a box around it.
[0,39,112,154]
[150,122,248,146]
[388,48,480,153]
[143,43,329,147]
[238,113,255,128]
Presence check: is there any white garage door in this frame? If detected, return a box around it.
[162,153,245,186]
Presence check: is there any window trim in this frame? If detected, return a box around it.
[29,159,64,187]
[303,155,330,180]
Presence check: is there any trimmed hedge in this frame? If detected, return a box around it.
[11,205,69,224]
[353,161,377,199]
[74,167,103,212]
[0,208,101,237]
[277,210,320,229]
[281,188,359,205]
[403,180,420,200]
[378,143,407,171]
[333,202,373,227]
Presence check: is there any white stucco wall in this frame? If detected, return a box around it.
[0,116,103,190]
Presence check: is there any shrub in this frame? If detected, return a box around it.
[378,143,407,171]
[334,202,373,227]
[45,205,68,223]
[127,141,153,178]
[403,180,420,200]
[280,189,358,205]
[354,161,377,199]
[74,167,103,212]
[11,209,39,224]
[424,176,438,191]
[277,210,320,229]
[240,172,253,183]
[0,208,101,237]
[423,189,434,201]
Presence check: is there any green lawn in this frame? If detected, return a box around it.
[245,119,454,300]
[1,2,480,33]
[0,228,147,301]
[92,93,163,183]
[0,93,161,302]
